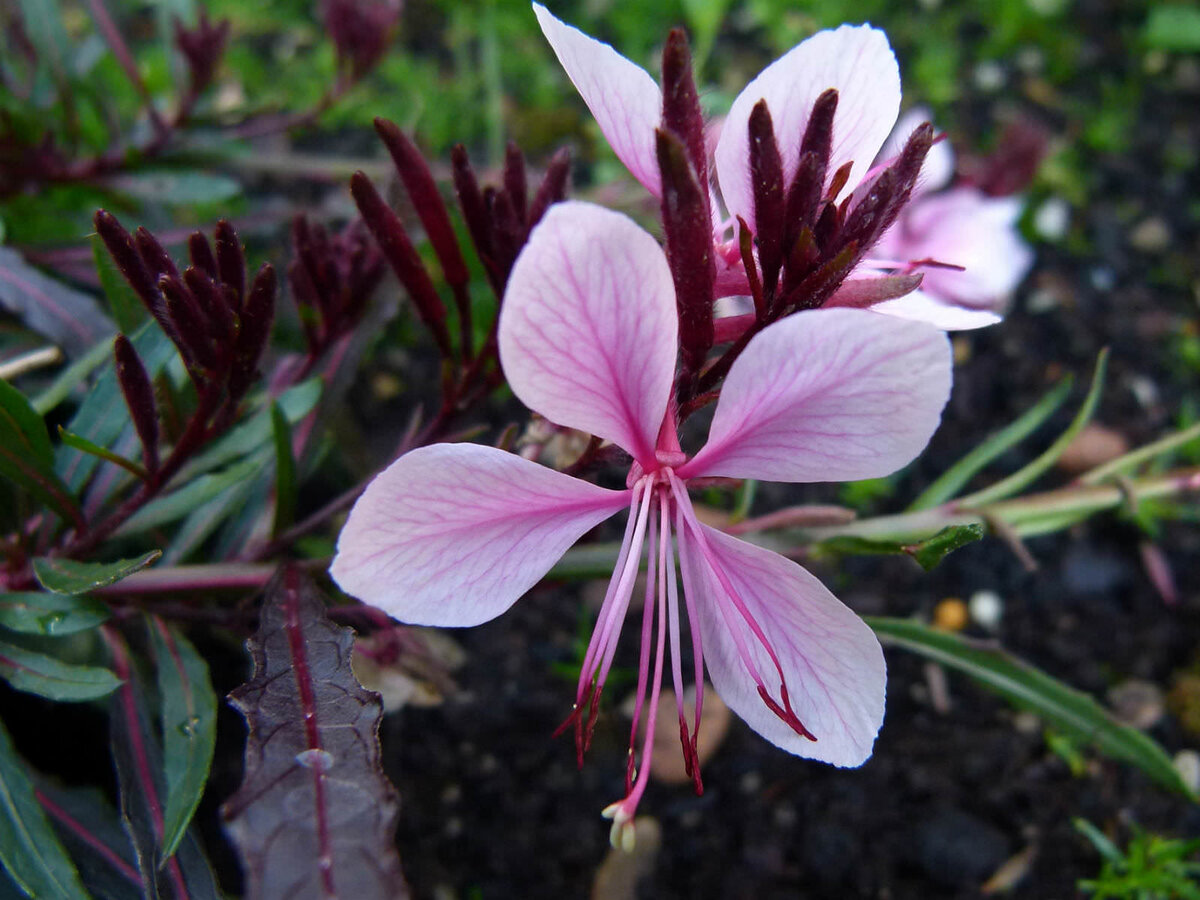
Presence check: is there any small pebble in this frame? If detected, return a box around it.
[1033,197,1070,241]
[969,590,1004,631]
[1056,424,1130,474]
[1107,679,1166,730]
[591,817,661,900]
[973,61,1006,91]
[1173,750,1200,793]
[1129,217,1172,254]
[933,598,969,632]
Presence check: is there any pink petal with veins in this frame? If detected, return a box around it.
[715,25,901,231]
[870,288,1004,331]
[330,443,628,626]
[877,189,1032,306]
[680,308,950,482]
[533,3,663,195]
[500,201,678,466]
[680,522,885,765]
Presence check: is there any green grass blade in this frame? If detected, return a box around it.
[869,616,1195,801]
[957,350,1109,508]
[908,376,1074,511]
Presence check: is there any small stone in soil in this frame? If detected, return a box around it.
[915,808,1011,888]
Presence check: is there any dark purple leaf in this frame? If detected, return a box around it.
[223,567,407,900]
[0,246,114,358]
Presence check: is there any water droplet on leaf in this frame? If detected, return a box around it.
[295,748,335,772]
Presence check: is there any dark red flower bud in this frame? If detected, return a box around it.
[113,334,159,474]
[656,128,714,386]
[450,145,498,291]
[94,211,158,310]
[159,275,219,372]
[188,231,218,280]
[184,266,234,346]
[503,142,528,225]
[373,119,471,293]
[350,170,452,359]
[661,28,708,195]
[748,100,785,301]
[229,264,276,401]
[214,219,246,307]
[526,147,571,232]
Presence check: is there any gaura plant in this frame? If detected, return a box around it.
[331,200,953,846]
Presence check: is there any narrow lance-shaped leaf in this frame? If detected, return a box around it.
[0,639,121,702]
[270,403,297,538]
[0,719,93,899]
[34,551,161,595]
[958,350,1109,507]
[148,618,217,862]
[223,567,408,900]
[34,783,141,900]
[869,617,1197,800]
[0,246,115,358]
[816,523,984,571]
[908,375,1074,511]
[0,379,84,528]
[106,632,221,900]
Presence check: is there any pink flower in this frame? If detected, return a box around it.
[534,5,956,328]
[859,110,1036,330]
[331,201,951,845]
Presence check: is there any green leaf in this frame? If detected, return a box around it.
[33,551,161,595]
[0,718,93,899]
[270,402,297,538]
[91,236,145,334]
[814,524,984,570]
[908,377,1074,510]
[115,455,268,538]
[957,350,1109,508]
[30,338,112,417]
[57,322,175,493]
[0,640,121,702]
[148,618,216,861]
[57,427,148,482]
[0,379,83,527]
[909,524,986,570]
[0,593,108,636]
[107,171,242,206]
[1144,5,1200,52]
[176,378,320,482]
[869,617,1197,800]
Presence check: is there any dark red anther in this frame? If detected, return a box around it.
[656,129,714,388]
[113,335,159,475]
[213,219,246,306]
[748,100,785,299]
[757,683,816,742]
[503,142,528,225]
[526,147,571,232]
[228,263,276,402]
[373,119,471,292]
[350,170,453,359]
[188,232,218,280]
[661,28,708,199]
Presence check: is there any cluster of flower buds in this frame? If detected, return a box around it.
[174,11,232,100]
[288,215,385,363]
[321,0,403,82]
[350,117,570,372]
[93,211,276,481]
